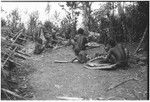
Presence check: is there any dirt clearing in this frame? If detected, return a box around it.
[26,46,148,100]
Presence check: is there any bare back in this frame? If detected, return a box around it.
[108,44,127,64]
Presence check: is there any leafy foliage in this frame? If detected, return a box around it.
[27,11,39,41]
[6,9,24,33]
[1,18,6,27]
[91,2,148,43]
[44,20,54,32]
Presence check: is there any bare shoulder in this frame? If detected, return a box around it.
[109,47,116,52]
[109,45,120,53]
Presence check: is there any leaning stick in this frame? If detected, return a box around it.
[134,26,147,54]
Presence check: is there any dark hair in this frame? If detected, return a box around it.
[107,38,117,47]
[78,28,84,34]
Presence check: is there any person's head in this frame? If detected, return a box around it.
[105,39,117,52]
[78,28,84,35]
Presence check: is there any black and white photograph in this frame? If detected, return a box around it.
[1,0,149,100]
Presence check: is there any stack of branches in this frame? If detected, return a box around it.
[1,28,31,100]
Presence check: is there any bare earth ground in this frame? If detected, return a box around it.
[25,44,148,100]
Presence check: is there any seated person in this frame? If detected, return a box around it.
[51,29,58,45]
[72,42,90,63]
[101,39,129,68]
[71,28,89,63]
[65,28,71,40]
[43,28,54,48]
[34,37,45,54]
[74,28,88,50]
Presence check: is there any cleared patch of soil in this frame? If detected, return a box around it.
[26,45,148,100]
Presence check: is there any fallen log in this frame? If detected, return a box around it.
[1,88,26,100]
[1,39,24,48]
[2,48,28,60]
[83,63,117,70]
[57,96,84,100]
[2,29,24,68]
[8,59,22,66]
[16,50,31,57]
[54,60,72,63]
[14,53,27,60]
[2,47,18,68]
